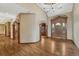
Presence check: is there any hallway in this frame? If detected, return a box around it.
[0,35,79,56]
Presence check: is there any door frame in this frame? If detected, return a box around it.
[5,22,11,37]
[16,13,20,43]
[5,25,6,36]
[39,23,48,39]
[51,16,67,40]
[13,22,15,40]
[13,21,20,43]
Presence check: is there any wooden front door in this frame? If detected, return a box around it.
[51,16,67,39]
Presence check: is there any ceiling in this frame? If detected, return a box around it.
[0,3,73,24]
[37,3,73,17]
[0,3,30,24]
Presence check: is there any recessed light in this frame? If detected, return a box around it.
[52,7,53,9]
[43,8,45,9]
[47,11,49,12]
[44,3,56,5]
[59,7,62,8]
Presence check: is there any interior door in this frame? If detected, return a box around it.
[51,16,67,39]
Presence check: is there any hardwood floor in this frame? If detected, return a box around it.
[0,35,79,56]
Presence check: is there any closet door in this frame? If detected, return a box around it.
[51,16,67,39]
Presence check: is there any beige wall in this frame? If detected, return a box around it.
[73,4,79,48]
[65,12,73,39]
[5,22,11,37]
[0,24,5,34]
[5,22,9,36]
[10,22,13,38]
[20,13,39,43]
[47,12,73,40]
[17,4,47,42]
[47,17,51,37]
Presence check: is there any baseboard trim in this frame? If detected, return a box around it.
[18,40,40,44]
[47,36,72,40]
[71,40,78,48]
[46,37,51,39]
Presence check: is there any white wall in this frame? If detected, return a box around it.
[73,4,79,48]
[47,12,73,40]
[5,22,9,36]
[17,4,47,42]
[0,24,5,34]
[65,12,73,39]
[20,13,39,43]
[10,22,13,38]
[47,17,51,37]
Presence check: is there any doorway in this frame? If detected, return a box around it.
[13,21,19,42]
[40,23,47,39]
[5,22,11,38]
[51,16,67,39]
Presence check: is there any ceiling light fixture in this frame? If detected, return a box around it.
[44,3,55,5]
